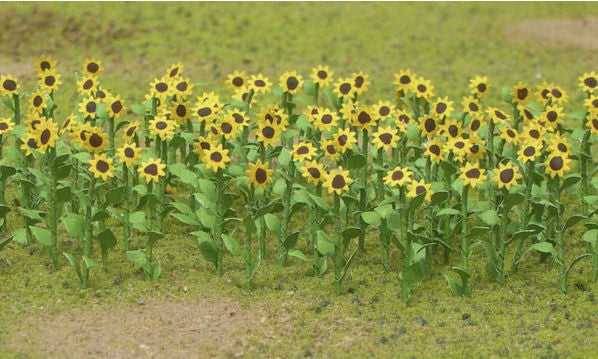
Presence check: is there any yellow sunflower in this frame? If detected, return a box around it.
[517,141,542,163]
[418,116,439,138]
[545,154,570,179]
[384,166,413,187]
[33,118,60,153]
[352,71,370,95]
[0,75,19,96]
[165,62,183,79]
[226,70,247,91]
[518,105,535,122]
[302,160,326,184]
[118,143,142,167]
[149,116,176,140]
[149,77,173,99]
[138,158,167,183]
[580,71,598,93]
[511,82,531,104]
[333,127,358,153]
[462,96,481,115]
[372,126,400,151]
[105,95,126,119]
[291,142,317,162]
[35,56,57,75]
[217,118,240,140]
[123,121,140,142]
[459,162,487,189]
[492,162,522,190]
[469,76,490,97]
[79,98,98,119]
[20,133,40,156]
[393,69,415,93]
[413,77,434,100]
[323,167,353,195]
[225,108,249,128]
[372,101,394,122]
[172,77,193,97]
[521,122,546,143]
[584,95,598,114]
[395,109,412,133]
[536,82,553,103]
[546,133,571,157]
[312,65,334,87]
[202,144,230,172]
[249,74,271,94]
[28,89,47,113]
[0,118,14,135]
[431,96,454,118]
[257,104,288,128]
[256,123,282,147]
[82,58,103,77]
[499,126,519,145]
[38,70,61,92]
[441,118,462,139]
[466,136,486,162]
[60,114,76,135]
[352,106,377,132]
[86,127,108,153]
[424,138,444,163]
[486,107,510,125]
[169,99,191,124]
[467,114,485,134]
[193,135,216,157]
[586,115,598,135]
[245,160,274,189]
[280,71,303,94]
[89,153,116,181]
[321,139,340,161]
[70,122,93,148]
[334,78,355,98]
[540,105,564,131]
[407,179,434,202]
[547,85,568,104]
[447,136,470,162]
[313,108,338,132]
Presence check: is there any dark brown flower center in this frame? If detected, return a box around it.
[326,145,336,155]
[176,82,188,91]
[379,106,390,116]
[557,143,567,152]
[254,79,266,87]
[210,152,223,162]
[169,67,179,78]
[96,160,109,173]
[111,101,123,114]
[197,107,211,117]
[126,126,137,137]
[0,122,8,131]
[232,113,244,124]
[221,122,232,134]
[469,102,479,112]
[436,102,447,114]
[592,118,598,130]
[517,88,528,100]
[308,167,321,179]
[331,175,346,189]
[429,144,440,155]
[379,133,393,145]
[255,168,267,183]
[465,168,480,179]
[317,70,327,79]
[86,101,96,114]
[448,125,458,137]
[89,133,103,148]
[321,114,333,124]
[3,79,16,91]
[337,135,348,146]
[124,147,135,158]
[470,119,480,132]
[416,185,426,195]
[392,170,404,181]
[286,76,299,90]
[523,146,535,157]
[144,164,158,175]
[529,129,540,139]
[549,156,563,171]
[546,111,557,122]
[494,110,506,120]
[399,75,410,84]
[424,118,436,132]
[500,168,514,183]
[40,61,50,70]
[551,89,562,98]
[339,83,351,95]
[357,111,371,124]
[417,84,426,93]
[584,77,597,88]
[40,129,51,145]
[262,126,274,139]
[33,96,43,107]
[155,82,168,92]
[354,76,364,88]
[87,62,99,73]
[477,83,486,92]
[156,121,167,130]
[232,76,244,87]
[176,105,186,117]
[44,76,55,86]
[506,129,516,138]
[296,146,309,155]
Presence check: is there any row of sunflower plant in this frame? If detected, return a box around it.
[0,57,597,300]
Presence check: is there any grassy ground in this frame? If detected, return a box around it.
[1,2,598,358]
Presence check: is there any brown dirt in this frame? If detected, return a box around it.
[6,297,290,359]
[513,17,598,49]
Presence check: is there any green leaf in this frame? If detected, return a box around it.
[430,191,449,205]
[503,193,524,212]
[467,226,490,238]
[316,230,334,257]
[387,212,402,231]
[0,165,16,181]
[437,208,460,216]
[30,226,53,247]
[583,229,598,246]
[62,213,85,239]
[532,242,556,256]
[478,209,500,226]
[563,215,586,231]
[11,228,28,245]
[196,237,218,266]
[278,148,292,167]
[407,192,425,213]
[97,228,117,254]
[283,231,300,250]
[63,252,83,284]
[73,152,92,163]
[129,211,147,230]
[83,255,100,269]
[105,186,126,205]
[197,207,218,230]
[92,210,110,222]
[222,234,244,258]
[288,249,309,262]
[169,163,199,187]
[342,227,361,241]
[560,174,581,192]
[348,154,367,170]
[172,213,201,226]
[373,204,393,219]
[273,178,287,197]
[444,275,464,297]
[309,194,330,211]
[243,216,257,234]
[126,250,148,268]
[361,211,381,226]
[264,213,281,233]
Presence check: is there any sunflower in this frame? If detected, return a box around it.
[407,179,433,202]
[28,89,47,112]
[486,107,510,125]
[249,74,271,94]
[226,108,249,128]
[116,143,141,167]
[459,162,487,189]
[546,133,571,157]
[149,77,173,99]
[20,133,40,156]
[35,56,57,75]
[105,95,126,119]
[88,153,116,181]
[431,96,454,118]
[499,126,519,145]
[60,114,76,135]
[149,116,176,140]
[353,107,377,132]
[33,118,60,153]
[86,127,108,153]
[123,121,140,142]
[245,160,273,189]
[313,108,338,132]
[302,160,326,185]
[540,105,564,131]
[467,114,485,134]
[413,77,434,100]
[547,85,568,104]
[172,77,193,97]
[323,167,353,195]
[310,65,332,87]
[226,70,247,91]
[232,87,257,105]
[393,69,415,92]
[0,75,19,96]
[424,138,444,163]
[79,97,98,119]
[372,126,400,151]
[511,82,531,104]
[469,76,490,97]
[418,116,439,138]
[395,109,412,133]
[536,82,553,103]
[38,70,62,92]
[352,71,370,95]
[384,166,413,187]
[165,62,183,79]
[517,141,542,163]
[217,118,240,140]
[447,136,470,162]
[138,158,167,183]
[304,105,321,123]
[466,136,486,162]
[256,123,282,147]
[545,153,570,179]
[25,112,45,132]
[321,139,340,161]
[461,96,481,115]
[584,95,598,114]
[521,122,546,143]
[95,87,109,101]
[372,101,394,121]
[0,118,13,135]
[333,127,358,153]
[492,162,521,190]
[441,118,462,139]
[280,71,303,94]
[580,71,598,93]
[202,144,230,172]
[82,58,103,77]
[257,104,288,128]
[193,135,215,157]
[193,95,220,124]
[340,101,359,121]
[334,78,355,98]
[291,142,317,161]
[70,122,93,148]
[586,115,598,135]
[169,99,191,124]
[518,105,535,122]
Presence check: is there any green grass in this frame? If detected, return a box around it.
[1,2,598,358]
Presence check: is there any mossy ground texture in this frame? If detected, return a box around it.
[1,2,598,358]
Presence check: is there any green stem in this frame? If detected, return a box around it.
[123,164,131,251]
[358,129,369,251]
[12,93,20,126]
[461,185,470,296]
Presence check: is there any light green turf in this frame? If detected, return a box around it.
[1,2,597,358]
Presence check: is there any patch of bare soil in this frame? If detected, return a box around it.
[512,17,598,49]
[7,297,290,359]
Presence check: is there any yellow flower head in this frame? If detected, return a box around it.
[393,69,415,93]
[291,141,317,162]
[149,116,176,140]
[0,118,14,135]
[323,167,353,195]
[424,138,444,163]
[38,70,62,92]
[459,162,487,189]
[492,162,522,190]
[407,179,434,202]
[511,82,531,104]
[0,75,19,96]
[249,74,271,94]
[226,70,247,91]
[138,157,167,184]
[118,143,142,167]
[545,153,570,179]
[431,96,454,118]
[89,153,116,181]
[280,71,303,94]
[580,71,598,93]
[311,65,333,87]
[245,159,273,189]
[333,78,355,98]
[333,127,357,153]
[82,58,103,77]
[36,56,57,75]
[201,144,230,172]
[105,95,126,119]
[352,71,369,95]
[469,76,490,97]
[302,160,326,185]
[384,166,413,187]
[372,126,400,151]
